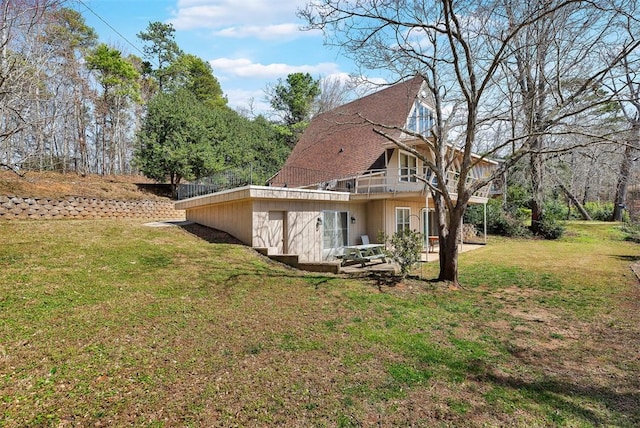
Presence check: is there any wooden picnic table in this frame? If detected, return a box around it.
[341,244,387,267]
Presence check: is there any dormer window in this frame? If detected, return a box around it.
[407,99,434,136]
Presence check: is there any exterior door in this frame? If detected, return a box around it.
[268,211,287,254]
[422,208,438,240]
[322,211,348,260]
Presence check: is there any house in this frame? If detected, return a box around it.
[175,76,496,271]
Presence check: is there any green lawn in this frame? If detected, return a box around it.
[1,220,638,427]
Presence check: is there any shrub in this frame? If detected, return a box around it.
[506,184,530,213]
[535,217,565,240]
[379,230,423,277]
[621,221,640,243]
[584,201,614,221]
[464,199,529,237]
[495,213,531,237]
[463,201,486,228]
[544,198,569,221]
[517,207,532,222]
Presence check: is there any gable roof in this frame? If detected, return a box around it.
[270,75,426,187]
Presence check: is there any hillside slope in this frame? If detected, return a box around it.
[0,171,167,201]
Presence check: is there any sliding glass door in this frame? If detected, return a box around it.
[322,211,348,260]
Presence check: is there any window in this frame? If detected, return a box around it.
[407,100,434,136]
[399,151,417,182]
[424,167,438,186]
[422,208,439,238]
[396,207,411,233]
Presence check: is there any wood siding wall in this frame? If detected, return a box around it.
[186,201,253,244]
[382,200,430,234]
[253,200,368,262]
[182,189,441,263]
[365,200,386,242]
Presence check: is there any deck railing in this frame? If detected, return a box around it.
[299,168,492,199]
[181,165,493,200]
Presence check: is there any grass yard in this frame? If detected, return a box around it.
[0,220,638,427]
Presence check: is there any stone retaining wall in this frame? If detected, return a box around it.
[0,196,184,220]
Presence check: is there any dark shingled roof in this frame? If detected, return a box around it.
[272,75,425,188]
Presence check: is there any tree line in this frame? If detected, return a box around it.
[1,0,147,175]
[0,1,320,192]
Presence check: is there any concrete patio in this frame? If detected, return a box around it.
[339,242,486,274]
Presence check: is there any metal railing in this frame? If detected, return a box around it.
[177,167,257,200]
[267,166,337,189]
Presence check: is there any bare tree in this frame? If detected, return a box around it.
[313,74,357,114]
[300,0,640,285]
[607,25,640,221]
[0,0,62,171]
[0,1,107,174]
[42,7,97,173]
[498,1,640,232]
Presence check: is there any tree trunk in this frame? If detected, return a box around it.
[612,135,637,221]
[530,143,545,234]
[438,228,460,286]
[435,197,463,286]
[556,181,592,221]
[170,173,182,200]
[75,99,88,175]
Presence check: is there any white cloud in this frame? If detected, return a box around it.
[216,24,319,40]
[209,57,341,79]
[170,0,310,32]
[224,87,270,114]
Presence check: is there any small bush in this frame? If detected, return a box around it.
[621,221,640,243]
[517,207,532,222]
[464,199,529,237]
[463,202,486,228]
[506,184,530,213]
[584,202,614,221]
[380,230,423,277]
[544,198,569,221]
[495,213,531,237]
[535,217,565,240]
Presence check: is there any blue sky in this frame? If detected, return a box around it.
[75,0,357,116]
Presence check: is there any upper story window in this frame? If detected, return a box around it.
[424,167,438,186]
[407,100,434,136]
[399,151,417,182]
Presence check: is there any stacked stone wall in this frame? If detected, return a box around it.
[0,196,184,220]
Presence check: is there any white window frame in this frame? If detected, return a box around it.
[395,207,411,233]
[407,100,434,136]
[421,207,439,238]
[424,165,438,186]
[399,151,417,182]
[322,210,348,260]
